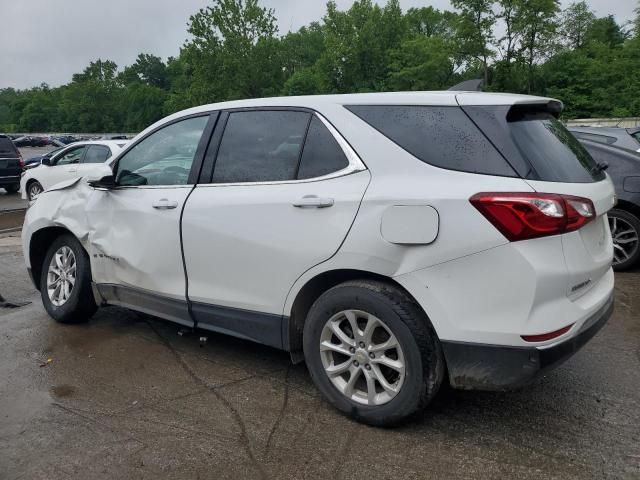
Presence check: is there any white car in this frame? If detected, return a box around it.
[20,140,126,200]
[22,92,615,426]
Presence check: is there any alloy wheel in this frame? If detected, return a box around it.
[47,246,76,307]
[319,309,406,406]
[609,215,639,266]
[29,182,43,200]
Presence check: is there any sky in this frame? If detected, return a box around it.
[0,0,636,89]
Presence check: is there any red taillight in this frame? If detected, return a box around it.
[17,152,24,169]
[470,192,595,241]
[521,323,574,342]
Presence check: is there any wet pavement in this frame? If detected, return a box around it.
[0,233,639,479]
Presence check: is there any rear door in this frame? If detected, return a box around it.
[181,109,370,348]
[462,102,616,298]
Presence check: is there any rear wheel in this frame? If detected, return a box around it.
[608,209,640,271]
[4,184,19,194]
[303,280,444,426]
[40,234,97,323]
[27,181,43,200]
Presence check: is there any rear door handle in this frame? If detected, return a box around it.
[292,195,334,208]
[152,198,179,210]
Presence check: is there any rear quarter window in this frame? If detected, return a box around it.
[345,105,516,177]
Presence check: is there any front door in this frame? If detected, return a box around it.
[88,114,215,326]
[181,110,370,347]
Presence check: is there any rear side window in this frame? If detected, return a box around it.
[507,112,604,183]
[212,110,310,183]
[84,145,111,163]
[297,117,349,179]
[346,105,516,177]
[0,137,18,156]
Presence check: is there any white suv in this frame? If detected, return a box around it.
[22,92,615,426]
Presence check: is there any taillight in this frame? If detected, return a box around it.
[17,152,24,169]
[470,192,595,241]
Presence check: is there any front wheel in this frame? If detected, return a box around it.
[609,209,640,271]
[27,181,43,200]
[40,234,97,323]
[303,280,444,426]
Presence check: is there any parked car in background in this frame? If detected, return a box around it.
[13,136,49,147]
[578,139,640,270]
[22,92,615,426]
[24,146,66,169]
[0,134,24,193]
[20,140,126,200]
[569,126,640,152]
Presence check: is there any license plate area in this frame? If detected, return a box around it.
[0,160,7,169]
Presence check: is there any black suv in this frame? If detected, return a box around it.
[0,135,23,194]
[579,138,640,271]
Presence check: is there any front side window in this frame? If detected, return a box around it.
[212,110,310,183]
[83,145,111,163]
[54,146,86,165]
[115,116,209,186]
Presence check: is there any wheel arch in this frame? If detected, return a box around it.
[613,199,640,221]
[285,268,434,360]
[29,226,80,291]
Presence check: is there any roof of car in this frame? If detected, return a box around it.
[148,91,558,132]
[568,126,628,134]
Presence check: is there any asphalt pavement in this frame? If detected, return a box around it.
[0,232,639,479]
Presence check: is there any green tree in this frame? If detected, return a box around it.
[559,2,595,49]
[451,0,494,85]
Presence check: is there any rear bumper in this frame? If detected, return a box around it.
[442,293,614,391]
[0,175,21,185]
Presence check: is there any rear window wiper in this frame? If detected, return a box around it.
[591,161,609,175]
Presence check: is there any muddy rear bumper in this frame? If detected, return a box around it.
[441,293,614,391]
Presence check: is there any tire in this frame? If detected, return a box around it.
[303,280,445,426]
[4,184,19,194]
[40,234,97,323]
[27,181,43,200]
[608,208,640,271]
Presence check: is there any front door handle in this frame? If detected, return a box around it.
[292,195,334,208]
[152,198,179,210]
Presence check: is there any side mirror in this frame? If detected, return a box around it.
[41,157,51,166]
[87,175,116,190]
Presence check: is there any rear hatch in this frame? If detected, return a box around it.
[458,96,615,298]
[0,137,22,175]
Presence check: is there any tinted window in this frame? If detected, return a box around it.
[0,137,18,156]
[83,145,111,163]
[54,146,86,165]
[212,110,309,183]
[508,113,604,183]
[346,105,515,176]
[297,117,349,179]
[115,116,208,186]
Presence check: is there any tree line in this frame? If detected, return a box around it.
[1,0,639,133]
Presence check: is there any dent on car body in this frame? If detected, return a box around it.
[26,179,117,272]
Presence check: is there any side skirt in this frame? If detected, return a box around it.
[95,283,286,349]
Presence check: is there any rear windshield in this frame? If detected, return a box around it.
[345,105,517,177]
[507,112,605,183]
[0,137,18,156]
